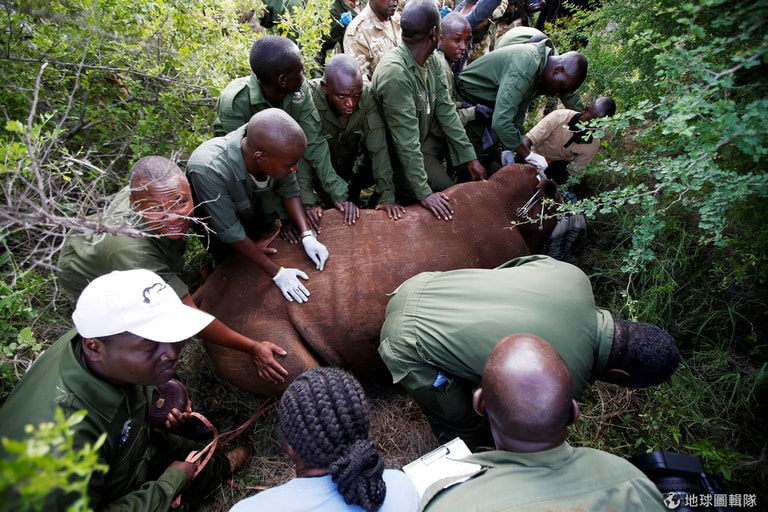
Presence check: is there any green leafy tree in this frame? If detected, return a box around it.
[0,408,108,512]
[278,0,334,75]
[541,0,768,492]
[549,0,767,284]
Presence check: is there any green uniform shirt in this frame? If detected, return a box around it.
[371,43,477,200]
[494,29,584,112]
[421,443,665,512]
[213,74,348,204]
[379,255,613,446]
[0,330,227,511]
[458,41,551,150]
[56,187,188,299]
[494,25,548,48]
[307,78,396,205]
[186,125,301,244]
[380,255,613,398]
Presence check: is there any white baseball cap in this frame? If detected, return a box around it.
[72,269,214,343]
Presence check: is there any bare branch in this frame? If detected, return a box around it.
[2,56,210,94]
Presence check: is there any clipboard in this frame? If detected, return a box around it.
[403,437,483,497]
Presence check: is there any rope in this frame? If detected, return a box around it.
[171,397,277,508]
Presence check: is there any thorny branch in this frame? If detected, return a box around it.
[1,63,212,284]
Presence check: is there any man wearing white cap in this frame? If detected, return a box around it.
[0,269,251,511]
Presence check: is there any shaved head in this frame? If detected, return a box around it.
[542,51,588,95]
[241,108,307,179]
[325,53,362,84]
[441,11,470,36]
[563,52,588,86]
[129,156,184,191]
[244,108,306,155]
[401,0,440,40]
[592,96,617,117]
[479,334,575,450]
[249,36,303,84]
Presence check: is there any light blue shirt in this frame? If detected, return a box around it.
[230,469,419,512]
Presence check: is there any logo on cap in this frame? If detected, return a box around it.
[142,282,167,304]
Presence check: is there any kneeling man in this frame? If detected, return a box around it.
[0,270,251,510]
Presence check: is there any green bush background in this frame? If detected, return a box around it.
[1,0,766,506]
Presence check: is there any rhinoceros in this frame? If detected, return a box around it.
[193,164,558,395]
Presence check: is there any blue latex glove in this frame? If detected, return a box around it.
[273,267,310,303]
[302,235,329,270]
[440,6,452,18]
[474,104,494,125]
[340,11,353,26]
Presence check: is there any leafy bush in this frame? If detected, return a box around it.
[277,0,333,76]
[0,409,108,512]
[552,0,767,271]
[544,0,768,495]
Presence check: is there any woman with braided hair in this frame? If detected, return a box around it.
[230,367,419,512]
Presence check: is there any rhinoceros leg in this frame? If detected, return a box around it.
[202,320,322,396]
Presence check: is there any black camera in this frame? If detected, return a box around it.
[630,452,736,512]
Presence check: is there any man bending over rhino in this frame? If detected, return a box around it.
[58,155,289,383]
[187,109,329,305]
[379,255,681,449]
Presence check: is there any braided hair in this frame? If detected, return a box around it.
[279,367,386,512]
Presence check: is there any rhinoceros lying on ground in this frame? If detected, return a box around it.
[193,164,558,395]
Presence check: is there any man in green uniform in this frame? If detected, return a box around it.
[57,156,289,383]
[308,54,404,219]
[213,36,358,230]
[423,12,493,185]
[495,25,584,119]
[457,40,588,160]
[318,0,364,68]
[0,269,251,511]
[379,255,680,448]
[420,334,666,511]
[371,0,487,221]
[188,109,330,304]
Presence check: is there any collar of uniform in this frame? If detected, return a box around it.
[59,329,146,423]
[246,73,273,110]
[248,72,310,111]
[224,124,250,182]
[309,78,365,129]
[531,39,551,85]
[464,442,574,470]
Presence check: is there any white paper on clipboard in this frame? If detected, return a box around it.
[403,437,483,497]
